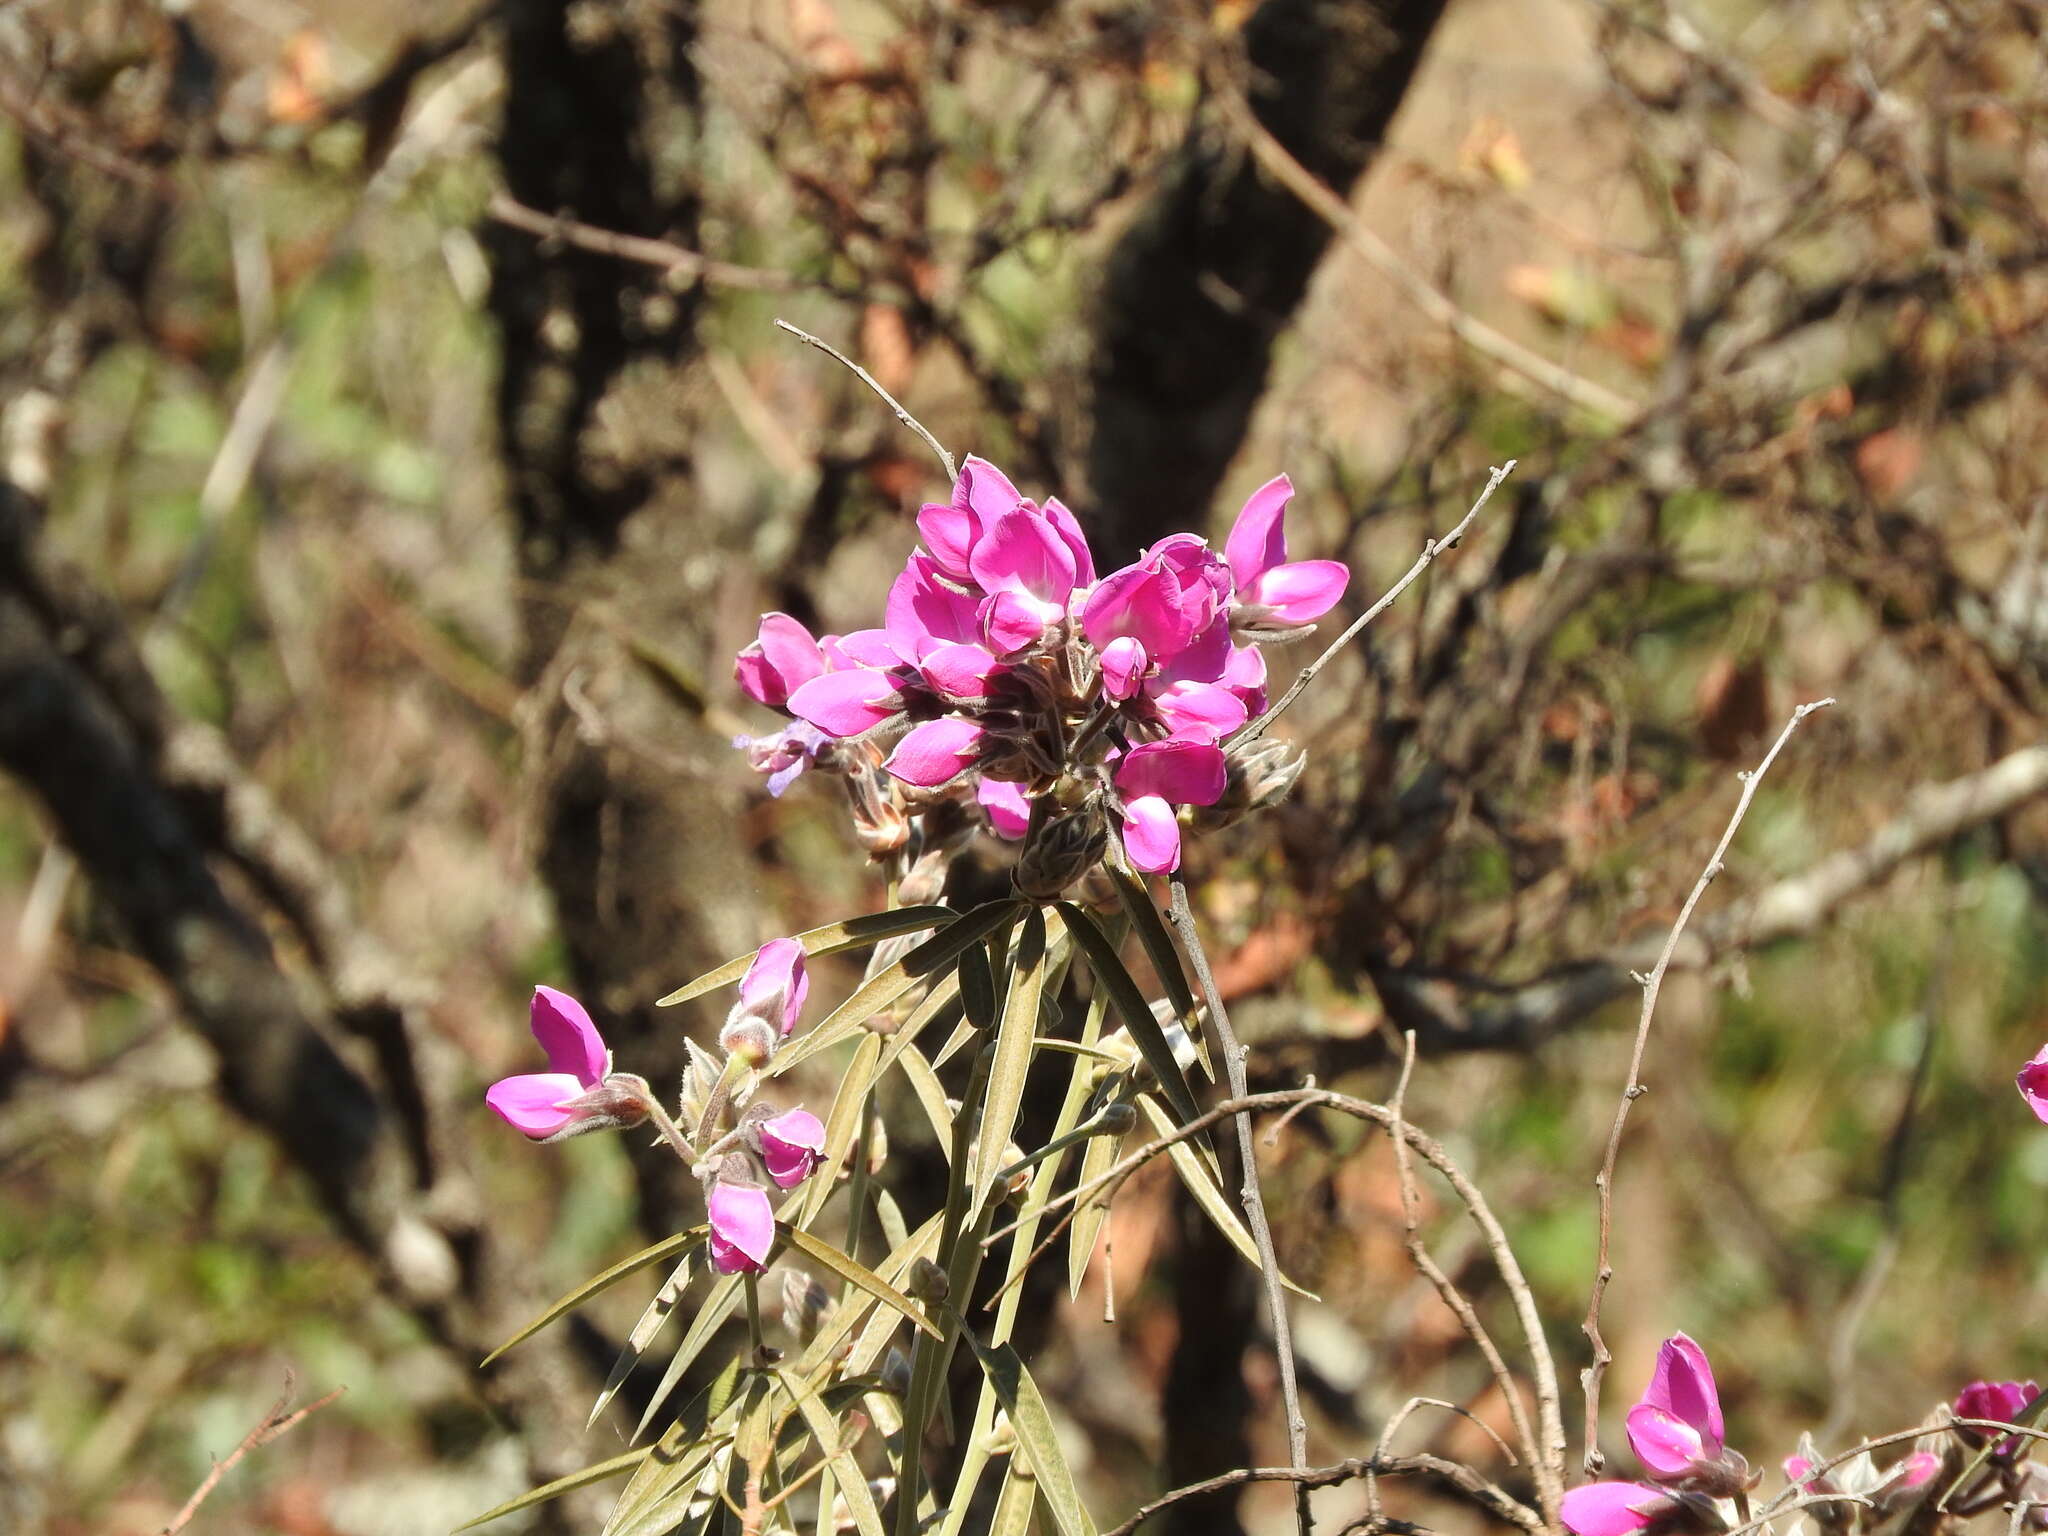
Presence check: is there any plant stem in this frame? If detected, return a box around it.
[1165,875,1313,1536]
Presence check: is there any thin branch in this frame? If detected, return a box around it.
[161,1379,344,1534]
[1099,1452,1539,1536]
[1166,874,1312,1536]
[1578,697,1836,1472]
[1387,1032,1552,1515]
[773,319,956,483]
[1235,462,1515,749]
[487,192,801,293]
[1222,97,1644,424]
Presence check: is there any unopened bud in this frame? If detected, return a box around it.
[780,1269,834,1342]
[719,1013,777,1067]
[1191,737,1306,833]
[1097,1101,1137,1135]
[843,755,910,857]
[908,1257,950,1302]
[881,1347,912,1398]
[1013,806,1107,900]
[535,1075,653,1143]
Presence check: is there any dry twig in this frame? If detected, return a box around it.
[773,318,957,482]
[1578,697,1836,1472]
[161,1379,343,1534]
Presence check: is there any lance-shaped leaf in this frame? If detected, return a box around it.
[588,1247,696,1428]
[1109,866,1211,1078]
[956,1321,1099,1536]
[975,905,1048,1210]
[991,1461,1039,1536]
[959,935,998,1031]
[1057,902,1201,1125]
[657,907,956,1006]
[794,1033,884,1227]
[1066,1106,1128,1301]
[896,1040,956,1147]
[1136,1095,1318,1299]
[484,1228,705,1366]
[781,1225,942,1339]
[784,1372,888,1536]
[633,1275,745,1443]
[455,1445,650,1531]
[606,1361,741,1536]
[774,900,1025,1074]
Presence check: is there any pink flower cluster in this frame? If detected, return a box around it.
[485,942,827,1275]
[1562,1337,2027,1536]
[734,458,1347,878]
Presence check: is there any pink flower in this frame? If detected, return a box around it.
[2019,1044,2048,1122]
[786,667,908,738]
[1100,636,1149,701]
[972,507,1080,654]
[1955,1379,2041,1457]
[977,777,1031,839]
[1560,1482,1671,1536]
[759,1108,827,1188]
[735,720,831,797]
[734,613,826,708]
[1626,1333,1727,1481]
[885,717,986,787]
[1114,739,1226,874]
[485,987,616,1139]
[707,1179,776,1274]
[1224,475,1349,633]
[916,456,1026,581]
[738,938,810,1038]
[1082,551,1202,660]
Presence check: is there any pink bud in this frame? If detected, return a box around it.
[707,1181,776,1274]
[734,613,826,708]
[738,938,810,1038]
[1100,636,1149,701]
[885,717,986,787]
[759,1108,827,1188]
[1560,1482,1670,1536]
[786,667,908,738]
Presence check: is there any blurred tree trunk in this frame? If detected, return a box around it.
[1085,0,1448,555]
[487,0,752,1232]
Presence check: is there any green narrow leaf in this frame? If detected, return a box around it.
[780,1226,942,1339]
[959,936,997,1030]
[484,1228,705,1366]
[990,1460,1038,1536]
[657,908,957,1006]
[975,906,1048,1209]
[795,1033,884,1227]
[604,1436,731,1536]
[455,1445,650,1531]
[1057,902,1202,1126]
[608,1363,741,1536]
[872,1187,909,1255]
[633,1276,744,1442]
[955,1321,1098,1536]
[589,1246,697,1428]
[1108,867,1211,1078]
[784,1373,889,1536]
[895,1041,955,1146]
[773,900,1025,1075]
[1065,1125,1121,1301]
[1135,1095,1318,1300]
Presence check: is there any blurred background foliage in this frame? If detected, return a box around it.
[2,0,2047,1532]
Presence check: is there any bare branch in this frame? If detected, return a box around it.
[1579,698,1836,1472]
[773,318,957,482]
[1236,461,1516,748]
[1099,1452,1539,1536]
[161,1379,344,1535]
[488,192,801,293]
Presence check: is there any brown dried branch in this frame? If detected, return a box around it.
[1579,698,1836,1473]
[488,192,802,293]
[161,1379,344,1535]
[1098,1451,1538,1536]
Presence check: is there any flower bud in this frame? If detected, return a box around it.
[1013,805,1107,901]
[1097,1101,1137,1136]
[1190,737,1306,833]
[881,1347,913,1399]
[781,1269,834,1343]
[909,1257,951,1303]
[719,1014,778,1067]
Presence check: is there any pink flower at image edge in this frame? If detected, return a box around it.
[2018,1043,2048,1122]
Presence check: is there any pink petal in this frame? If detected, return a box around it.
[826,628,901,669]
[787,668,905,737]
[919,641,1002,700]
[977,777,1031,840]
[1155,613,1232,686]
[1042,497,1096,586]
[1100,636,1149,701]
[1151,681,1248,742]
[1115,739,1226,807]
[1560,1483,1666,1536]
[1894,1452,1940,1490]
[531,986,609,1085]
[740,938,810,1037]
[735,611,825,708]
[981,589,1060,655]
[969,507,1076,605]
[485,1071,587,1139]
[1247,559,1351,625]
[707,1183,776,1273]
[1150,535,1231,630]
[2019,1044,2048,1123]
[1644,1334,1724,1449]
[1081,560,1196,658]
[1625,1404,1705,1479]
[887,554,982,658]
[1224,641,1268,702]
[1120,795,1182,874]
[917,502,979,581]
[760,1108,827,1188]
[1783,1456,1816,1487]
[885,717,986,787]
[955,455,1024,523]
[1225,474,1294,586]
